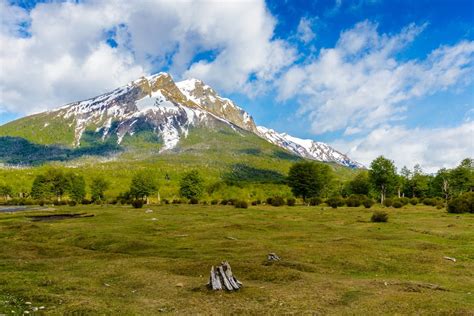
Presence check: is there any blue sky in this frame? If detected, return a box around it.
[0,0,473,171]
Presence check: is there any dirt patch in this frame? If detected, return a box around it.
[27,213,94,222]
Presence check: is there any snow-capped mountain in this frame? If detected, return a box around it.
[1,73,361,168]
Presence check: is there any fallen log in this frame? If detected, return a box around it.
[208,261,242,291]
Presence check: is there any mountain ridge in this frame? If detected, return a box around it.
[0,73,362,168]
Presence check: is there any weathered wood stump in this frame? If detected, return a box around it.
[267,253,281,262]
[208,261,242,291]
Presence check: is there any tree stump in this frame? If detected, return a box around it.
[267,253,281,262]
[208,261,242,291]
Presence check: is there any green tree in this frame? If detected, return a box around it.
[347,171,370,195]
[180,170,205,199]
[90,178,109,202]
[0,184,13,201]
[67,173,86,203]
[450,158,474,196]
[369,156,397,204]
[130,171,158,202]
[30,169,69,201]
[287,161,333,201]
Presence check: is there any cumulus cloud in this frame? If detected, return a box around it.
[0,0,295,114]
[296,17,316,43]
[277,21,474,135]
[331,122,474,173]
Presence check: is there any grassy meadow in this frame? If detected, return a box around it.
[1,203,473,315]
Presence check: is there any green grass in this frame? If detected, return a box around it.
[0,204,473,314]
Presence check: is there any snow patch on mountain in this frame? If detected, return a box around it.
[257,126,363,168]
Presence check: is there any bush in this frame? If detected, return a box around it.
[399,197,410,205]
[287,198,296,206]
[81,199,91,205]
[211,199,219,205]
[393,201,403,208]
[309,197,322,206]
[363,198,374,208]
[436,203,444,210]
[53,200,67,206]
[68,200,77,207]
[227,199,237,206]
[132,199,144,208]
[162,199,170,204]
[220,199,228,205]
[346,195,363,207]
[266,197,273,205]
[383,198,393,207]
[189,197,199,204]
[447,193,473,214]
[409,198,418,205]
[234,200,248,209]
[326,197,341,209]
[271,196,285,207]
[108,199,118,205]
[172,199,183,204]
[422,198,435,206]
[371,211,388,222]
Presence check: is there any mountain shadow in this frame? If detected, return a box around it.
[0,136,121,166]
[222,163,286,185]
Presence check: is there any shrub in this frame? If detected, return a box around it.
[211,199,219,205]
[309,197,323,206]
[422,198,435,206]
[234,200,248,209]
[201,201,208,205]
[220,199,228,205]
[53,200,67,206]
[346,195,363,207]
[108,199,118,205]
[363,198,374,208]
[132,199,144,208]
[266,197,273,205]
[68,200,77,207]
[399,197,410,205]
[172,199,183,204]
[393,201,403,208]
[189,197,199,204]
[81,199,91,205]
[436,203,444,210]
[287,198,296,206]
[371,211,388,222]
[162,199,170,204]
[447,193,473,214]
[326,197,341,209]
[383,198,393,207]
[227,199,237,206]
[409,198,418,205]
[271,196,285,207]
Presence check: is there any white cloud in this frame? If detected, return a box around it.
[0,0,295,114]
[331,122,474,173]
[277,21,474,135]
[296,17,316,43]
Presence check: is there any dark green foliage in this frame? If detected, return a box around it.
[132,199,144,208]
[371,211,388,222]
[179,170,204,199]
[422,198,436,206]
[234,200,248,208]
[162,199,170,204]
[271,196,285,207]
[220,199,228,205]
[130,171,158,200]
[309,197,323,206]
[409,197,418,205]
[68,200,77,206]
[393,201,403,208]
[31,169,70,201]
[227,199,237,205]
[211,199,219,205]
[369,156,397,204]
[447,192,474,214]
[223,164,285,185]
[252,199,262,206]
[287,198,296,206]
[0,136,121,165]
[266,197,273,205]
[346,195,363,207]
[326,197,342,208]
[189,197,199,204]
[90,178,109,202]
[383,198,393,207]
[172,199,183,204]
[347,172,370,195]
[363,198,374,208]
[81,199,92,205]
[287,161,333,200]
